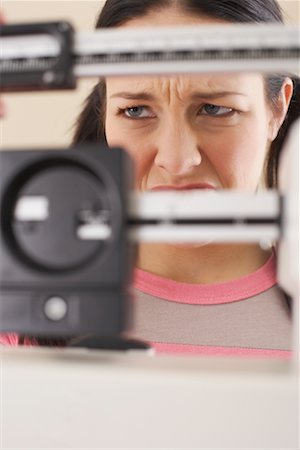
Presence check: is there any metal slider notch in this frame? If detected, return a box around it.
[0,22,76,91]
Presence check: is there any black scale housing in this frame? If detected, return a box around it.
[0,145,134,339]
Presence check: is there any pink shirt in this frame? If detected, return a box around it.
[132,253,292,359]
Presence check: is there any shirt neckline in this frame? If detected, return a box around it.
[133,253,277,305]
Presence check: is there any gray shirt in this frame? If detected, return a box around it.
[131,285,291,350]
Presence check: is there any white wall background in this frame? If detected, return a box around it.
[1,0,299,149]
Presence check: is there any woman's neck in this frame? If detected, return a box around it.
[136,243,272,284]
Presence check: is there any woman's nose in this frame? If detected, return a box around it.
[154,121,202,176]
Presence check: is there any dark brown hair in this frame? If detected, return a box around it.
[73,0,300,189]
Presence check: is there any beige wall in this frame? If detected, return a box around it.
[1,0,299,149]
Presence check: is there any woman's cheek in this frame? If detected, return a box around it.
[220,137,267,190]
[130,149,154,190]
[203,127,255,189]
[237,121,270,187]
[105,127,151,189]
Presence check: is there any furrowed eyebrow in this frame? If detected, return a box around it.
[109,92,155,101]
[109,91,247,101]
[190,91,247,100]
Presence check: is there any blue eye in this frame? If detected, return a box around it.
[201,104,233,116]
[124,106,153,119]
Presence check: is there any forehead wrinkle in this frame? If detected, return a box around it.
[114,76,202,104]
[109,76,190,105]
[130,76,188,104]
[107,73,257,104]
[159,76,187,105]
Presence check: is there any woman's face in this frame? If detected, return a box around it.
[105,8,288,192]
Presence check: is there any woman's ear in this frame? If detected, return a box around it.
[268,78,294,141]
